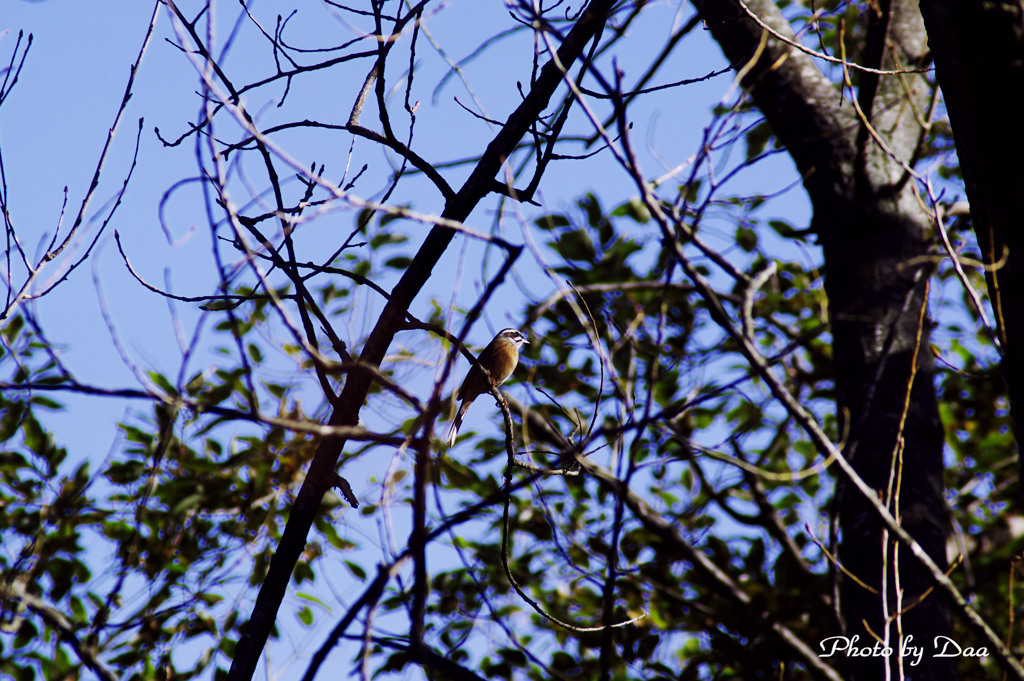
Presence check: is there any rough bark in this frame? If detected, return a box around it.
[691,1,952,678]
[920,0,1024,482]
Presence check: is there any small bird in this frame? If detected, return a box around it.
[446,328,528,447]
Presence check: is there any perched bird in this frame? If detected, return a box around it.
[446,328,528,447]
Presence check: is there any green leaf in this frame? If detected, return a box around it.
[369,231,408,248]
[172,493,204,514]
[580,193,604,227]
[553,229,596,262]
[29,396,63,410]
[344,560,367,581]
[355,207,375,232]
[296,591,328,608]
[148,371,178,396]
[610,196,649,224]
[534,213,571,230]
[745,119,775,159]
[200,299,243,312]
[384,256,413,270]
[735,224,757,251]
[379,205,410,227]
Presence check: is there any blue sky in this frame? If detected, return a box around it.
[2,0,808,473]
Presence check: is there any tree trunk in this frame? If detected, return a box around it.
[691,1,953,678]
[920,0,1024,485]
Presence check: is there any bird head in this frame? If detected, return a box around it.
[496,328,528,349]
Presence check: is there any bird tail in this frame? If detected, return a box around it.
[446,402,469,447]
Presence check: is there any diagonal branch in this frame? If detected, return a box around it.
[225,2,619,679]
